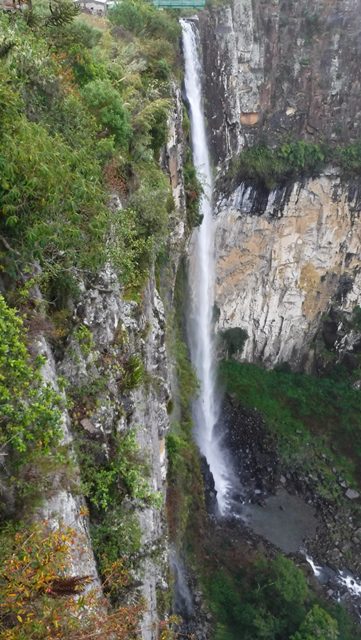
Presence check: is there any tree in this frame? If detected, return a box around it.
[81,79,131,146]
[291,605,339,640]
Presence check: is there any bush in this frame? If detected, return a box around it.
[291,605,339,640]
[81,78,132,146]
[0,520,144,639]
[128,160,172,239]
[109,0,180,43]
[206,556,309,640]
[232,141,326,190]
[0,294,62,465]
[0,116,107,275]
[230,139,361,190]
[183,147,203,228]
[0,522,86,639]
[91,506,142,601]
[78,429,160,511]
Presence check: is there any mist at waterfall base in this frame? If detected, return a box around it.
[181,18,238,516]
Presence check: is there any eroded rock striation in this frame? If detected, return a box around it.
[200,0,361,168]
[214,173,361,369]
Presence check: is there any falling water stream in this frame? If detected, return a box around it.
[181,18,232,515]
[179,17,361,616]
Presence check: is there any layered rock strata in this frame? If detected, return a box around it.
[214,173,361,369]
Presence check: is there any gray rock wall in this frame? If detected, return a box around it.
[59,266,172,640]
[35,335,102,595]
[200,0,361,168]
[214,173,361,369]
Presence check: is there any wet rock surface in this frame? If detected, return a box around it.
[219,395,279,501]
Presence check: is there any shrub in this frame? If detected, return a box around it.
[109,0,180,43]
[205,556,310,640]
[232,141,326,190]
[230,139,361,191]
[128,160,172,239]
[0,520,145,639]
[81,78,132,146]
[0,294,62,464]
[91,507,142,599]
[183,147,203,228]
[0,522,87,639]
[0,116,107,275]
[291,605,339,640]
[78,429,160,511]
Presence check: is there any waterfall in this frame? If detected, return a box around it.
[181,19,231,515]
[169,546,194,619]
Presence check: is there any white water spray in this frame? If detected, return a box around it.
[181,18,231,514]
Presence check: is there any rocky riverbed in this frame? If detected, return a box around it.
[212,395,361,619]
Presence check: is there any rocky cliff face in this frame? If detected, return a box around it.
[214,173,361,369]
[200,0,361,168]
[35,334,102,595]
[21,87,187,638]
[59,266,172,640]
[197,0,361,370]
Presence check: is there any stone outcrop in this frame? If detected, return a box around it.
[59,266,172,640]
[214,172,361,369]
[35,335,101,595]
[200,0,361,168]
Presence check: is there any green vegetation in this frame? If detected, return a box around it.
[0,519,145,639]
[109,0,180,42]
[352,306,361,331]
[291,605,338,640]
[203,553,359,640]
[0,2,185,636]
[219,360,361,495]
[78,428,160,511]
[183,146,203,227]
[229,140,361,190]
[230,141,326,190]
[165,262,204,545]
[0,521,87,640]
[0,294,64,509]
[0,0,181,298]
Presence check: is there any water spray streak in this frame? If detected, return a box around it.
[181,18,230,514]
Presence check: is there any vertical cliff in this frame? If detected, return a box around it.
[196,0,361,371]
[0,4,189,633]
[214,174,361,370]
[200,0,361,169]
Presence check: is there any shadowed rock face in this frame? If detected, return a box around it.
[214,173,361,370]
[199,0,361,167]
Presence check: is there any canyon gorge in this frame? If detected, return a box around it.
[0,0,361,639]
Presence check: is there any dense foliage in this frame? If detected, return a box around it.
[0,521,144,640]
[0,0,180,298]
[205,555,357,640]
[0,294,63,509]
[229,140,361,190]
[0,2,183,637]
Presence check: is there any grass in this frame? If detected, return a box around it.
[219,361,361,497]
